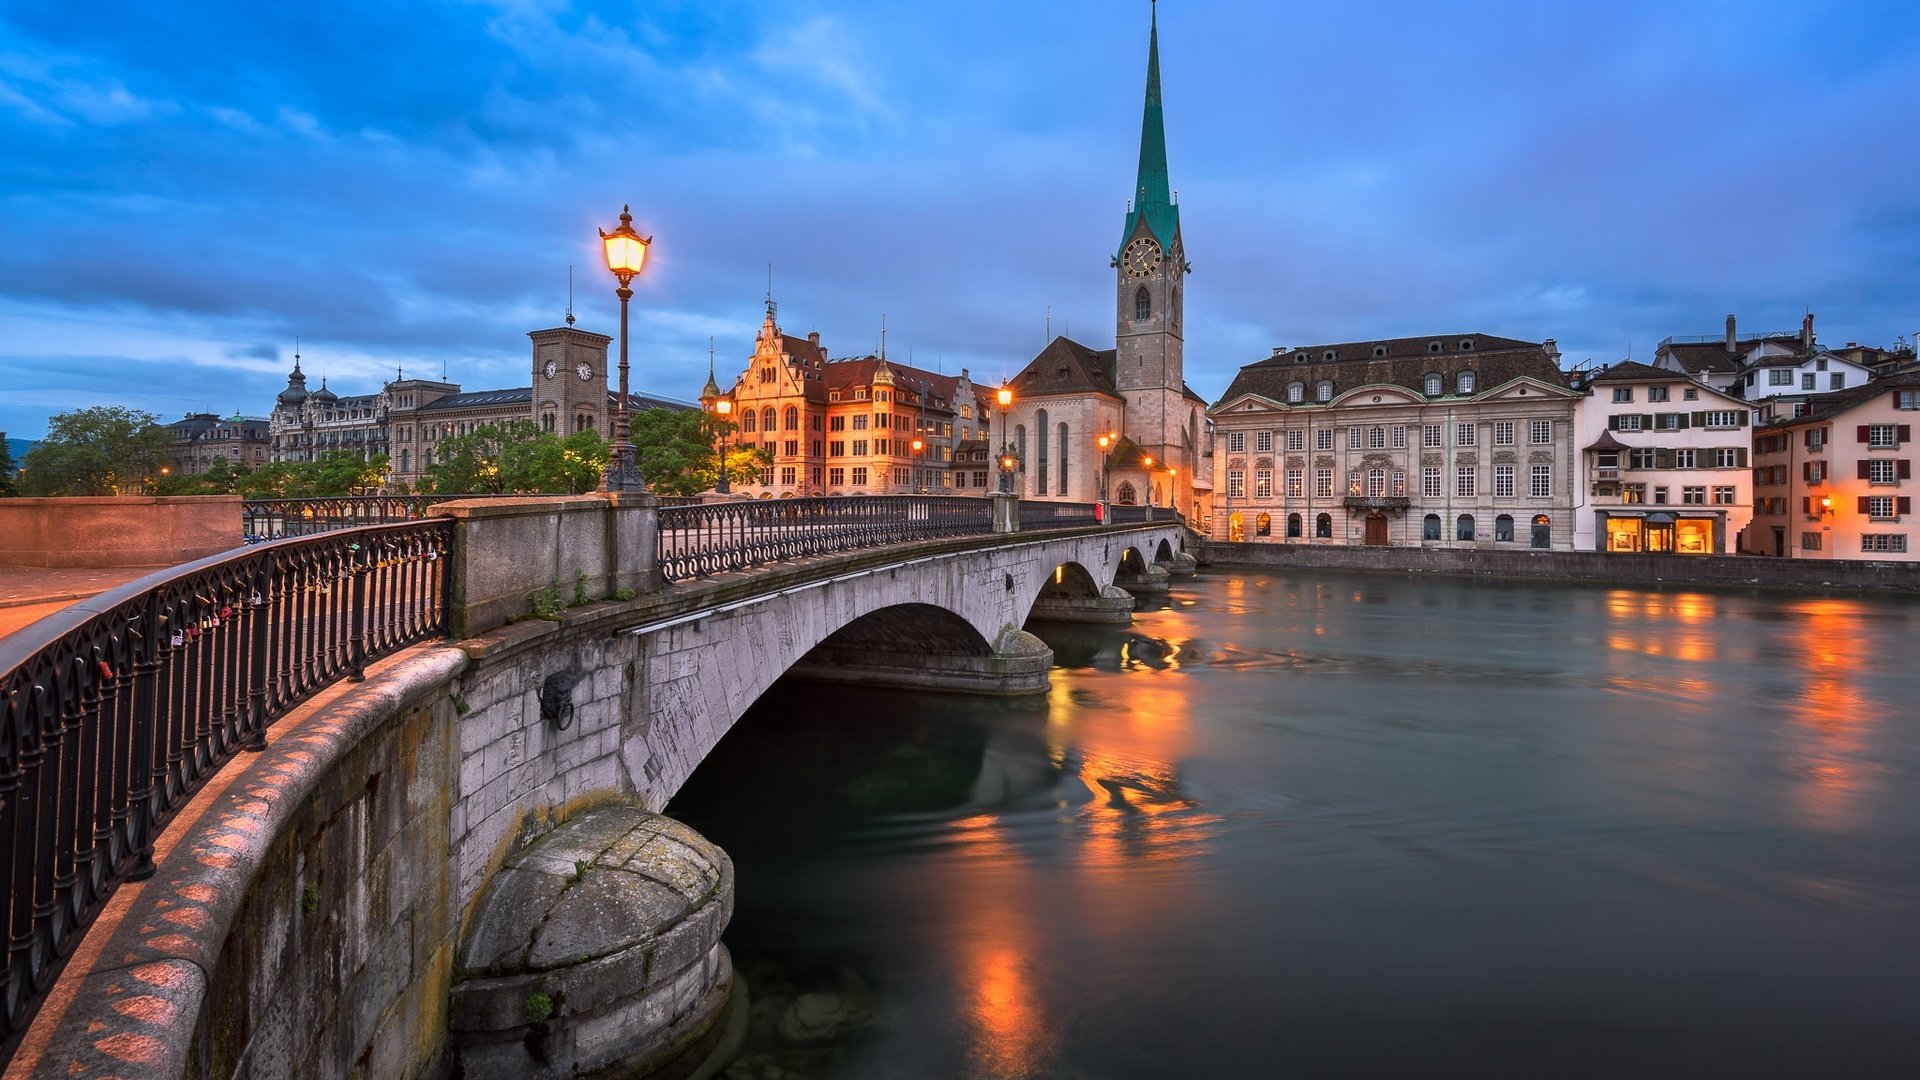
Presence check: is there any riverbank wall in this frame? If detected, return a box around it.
[1192,541,1920,594]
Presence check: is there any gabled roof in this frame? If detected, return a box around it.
[1758,372,1920,429]
[823,357,961,412]
[1010,336,1124,400]
[1213,334,1565,409]
[1588,360,1693,384]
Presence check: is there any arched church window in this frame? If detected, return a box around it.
[1134,286,1151,322]
[1036,410,1050,494]
[762,407,776,433]
[1116,481,1138,505]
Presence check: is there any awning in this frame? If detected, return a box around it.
[1645,512,1676,525]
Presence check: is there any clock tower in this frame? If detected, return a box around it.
[530,323,613,436]
[1114,2,1190,481]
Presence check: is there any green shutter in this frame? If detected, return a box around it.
[1674,413,1690,429]
[1608,415,1621,431]
[1655,448,1676,469]
[1734,448,1747,467]
[1690,411,1705,426]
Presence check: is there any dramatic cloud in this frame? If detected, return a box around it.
[2,0,1917,436]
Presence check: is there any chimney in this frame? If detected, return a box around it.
[807,331,821,348]
[1801,312,1815,351]
[1271,346,1285,358]
[1725,314,1737,353]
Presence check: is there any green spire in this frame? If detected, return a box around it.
[1119,2,1179,256]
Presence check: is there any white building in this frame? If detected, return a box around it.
[1573,361,1757,554]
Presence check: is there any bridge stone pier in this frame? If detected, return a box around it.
[20,496,1185,1080]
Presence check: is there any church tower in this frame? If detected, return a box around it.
[1113,2,1190,476]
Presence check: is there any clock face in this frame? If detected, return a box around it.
[576,361,593,381]
[542,359,558,380]
[1123,236,1162,279]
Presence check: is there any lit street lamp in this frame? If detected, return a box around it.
[713,397,734,494]
[995,384,1014,494]
[599,205,652,492]
[1096,431,1115,502]
[911,436,925,493]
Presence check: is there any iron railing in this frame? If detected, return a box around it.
[1106,505,1179,525]
[0,520,451,1058]
[1018,501,1100,528]
[241,495,489,540]
[657,495,993,581]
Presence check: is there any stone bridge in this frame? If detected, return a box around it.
[18,497,1188,1080]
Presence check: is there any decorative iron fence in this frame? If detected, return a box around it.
[656,495,994,581]
[0,520,451,1058]
[241,495,490,540]
[1017,501,1100,528]
[1106,504,1180,525]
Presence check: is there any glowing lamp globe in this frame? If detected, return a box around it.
[599,206,652,283]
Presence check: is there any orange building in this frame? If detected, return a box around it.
[1747,372,1920,559]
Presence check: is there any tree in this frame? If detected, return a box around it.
[20,406,174,496]
[628,408,768,496]
[422,422,608,495]
[0,433,15,497]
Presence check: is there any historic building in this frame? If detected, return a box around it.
[1208,335,1579,548]
[715,301,987,497]
[1746,371,1920,560]
[1571,361,1755,554]
[1000,6,1209,518]
[1653,313,1875,417]
[269,322,690,486]
[165,412,271,477]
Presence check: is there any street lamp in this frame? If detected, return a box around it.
[598,205,652,492]
[995,384,1014,494]
[911,436,925,493]
[1096,431,1115,502]
[713,397,733,494]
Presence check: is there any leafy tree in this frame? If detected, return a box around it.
[0,433,15,497]
[422,422,607,495]
[231,454,384,498]
[629,408,768,496]
[20,406,173,496]
[239,461,300,498]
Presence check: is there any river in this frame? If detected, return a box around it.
[667,568,1920,1079]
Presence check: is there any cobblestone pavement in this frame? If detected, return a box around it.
[0,564,166,639]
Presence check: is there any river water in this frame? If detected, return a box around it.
[668,569,1920,1079]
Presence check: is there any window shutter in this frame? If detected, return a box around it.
[1858,496,1871,514]
[1858,425,1871,443]
[1735,448,1747,467]
[1608,415,1620,430]
[1735,412,1748,427]
[1691,411,1705,427]
[1901,496,1913,515]
[1802,496,1811,514]
[1901,459,1913,480]
[1899,424,1912,443]
[1803,461,1814,481]
[1858,460,1872,480]
[1643,414,1656,430]
[1675,413,1690,429]
[1655,448,1675,469]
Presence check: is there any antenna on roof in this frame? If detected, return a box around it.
[880,314,887,361]
[566,265,575,327]
[1046,305,1051,343]
[766,264,776,321]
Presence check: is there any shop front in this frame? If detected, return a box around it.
[1597,510,1722,554]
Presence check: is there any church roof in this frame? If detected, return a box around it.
[1118,5,1179,255]
[1215,334,1566,408]
[1010,336,1124,401]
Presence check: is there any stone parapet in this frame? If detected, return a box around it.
[431,494,661,638]
[0,495,241,568]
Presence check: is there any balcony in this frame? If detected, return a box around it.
[1343,496,1410,511]
[1594,467,1619,481]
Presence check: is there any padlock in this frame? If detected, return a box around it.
[219,605,233,619]
[250,592,264,607]
[169,632,184,648]
[97,661,114,681]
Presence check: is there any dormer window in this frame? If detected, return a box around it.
[1456,371,1476,394]
[1459,339,1475,350]
[855,388,867,400]
[1287,381,1304,403]
[1316,380,1334,403]
[1428,341,1443,353]
[1425,373,1443,396]
[1373,346,1388,357]
[1322,350,1337,361]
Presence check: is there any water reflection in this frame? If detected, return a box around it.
[1784,599,1877,831]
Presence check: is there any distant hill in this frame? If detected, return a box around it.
[5,437,37,462]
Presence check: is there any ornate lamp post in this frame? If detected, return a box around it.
[1096,431,1115,502]
[713,397,733,494]
[598,205,652,492]
[911,436,926,493]
[995,384,1014,494]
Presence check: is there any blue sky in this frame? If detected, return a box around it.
[3,0,1918,438]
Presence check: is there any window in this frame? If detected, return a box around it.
[1868,459,1898,484]
[1801,532,1822,551]
[852,439,868,456]
[1682,486,1706,505]
[1316,429,1334,451]
[1770,369,1794,386]
[1348,427,1363,450]
[1255,512,1272,537]
[1366,468,1386,497]
[1367,426,1385,449]
[1653,486,1669,504]
[1622,483,1646,503]
[1391,425,1407,449]
[828,467,845,485]
[1423,514,1442,540]
[1287,382,1304,403]
[1801,373,1817,391]
[1683,387,1698,400]
[1286,469,1302,497]
[852,415,869,430]
[1425,374,1443,396]
[743,411,758,433]
[1531,465,1552,498]
[1457,371,1476,394]
[1495,514,1515,542]
[780,466,796,485]
[1805,427,1827,450]
[1256,430,1274,452]
[1648,386,1670,402]
[1315,468,1334,498]
[1866,496,1896,520]
[1629,448,1657,469]
[829,416,846,431]
[1391,470,1407,497]
[1255,469,1272,499]
[784,439,798,457]
[1712,486,1736,504]
[1422,467,1442,498]
[1316,513,1333,538]
[1700,411,1741,428]
[1806,460,1828,483]
[1287,513,1303,538]
[1347,469,1362,496]
[1867,424,1902,448]
[1715,448,1743,468]
[1455,422,1476,447]
[1897,391,1920,411]
[1831,373,1846,390]
[1615,415,1644,432]
[1612,387,1634,403]
[784,406,799,431]
[1287,429,1305,451]
[1227,431,1245,453]
[1134,286,1151,321]
[1494,464,1515,498]
[1456,465,1476,497]
[1656,413,1682,430]
[1673,449,1696,468]
[1862,534,1908,553]
[1316,381,1334,403]
[1493,420,1515,446]
[1457,514,1475,540]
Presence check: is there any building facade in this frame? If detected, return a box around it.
[1571,361,1755,554]
[165,413,271,477]
[1208,336,1579,548]
[1746,372,1920,560]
